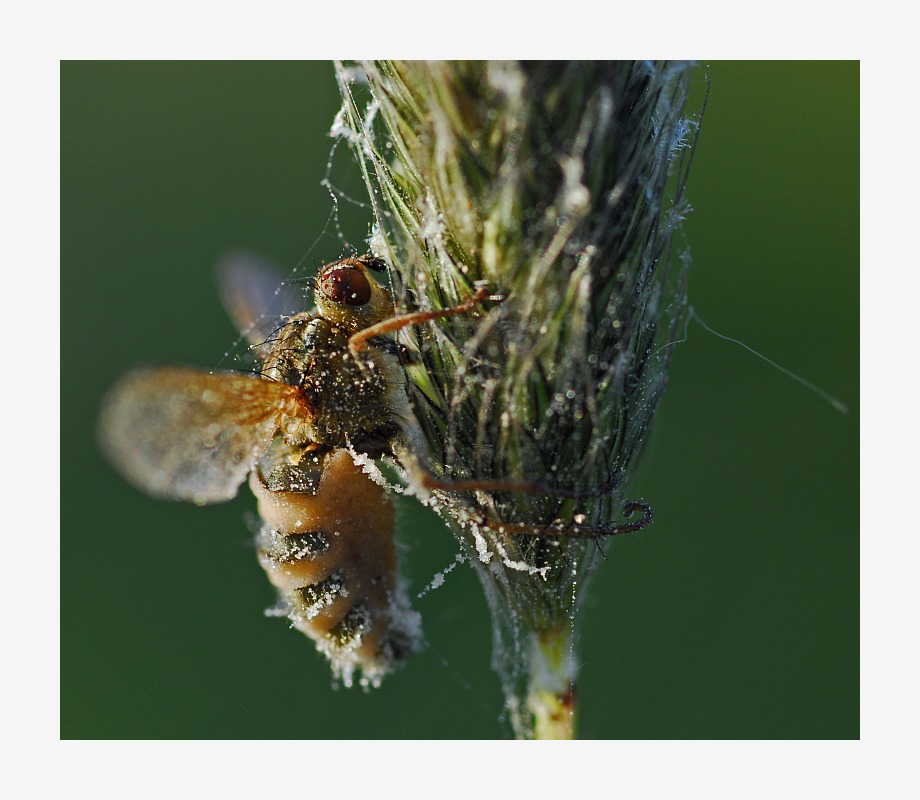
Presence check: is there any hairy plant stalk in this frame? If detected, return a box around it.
[527,623,577,739]
[334,60,696,739]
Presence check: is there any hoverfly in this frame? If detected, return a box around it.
[99,254,653,687]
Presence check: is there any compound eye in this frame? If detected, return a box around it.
[319,267,371,306]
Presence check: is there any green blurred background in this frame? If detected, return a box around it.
[61,61,858,739]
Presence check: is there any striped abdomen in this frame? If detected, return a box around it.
[250,449,421,687]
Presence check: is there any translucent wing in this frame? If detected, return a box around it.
[216,251,308,357]
[98,367,299,504]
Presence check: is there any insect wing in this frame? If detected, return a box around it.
[98,367,298,504]
[217,251,307,356]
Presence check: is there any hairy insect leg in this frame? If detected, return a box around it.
[348,285,491,355]
[416,473,624,501]
[413,469,653,539]
[471,502,654,539]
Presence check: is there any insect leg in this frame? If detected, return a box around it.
[348,285,491,355]
[412,470,653,539]
[415,472,624,501]
[392,436,652,540]
[470,501,654,539]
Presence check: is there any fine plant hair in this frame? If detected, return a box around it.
[334,60,698,739]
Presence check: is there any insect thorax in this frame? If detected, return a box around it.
[263,314,402,453]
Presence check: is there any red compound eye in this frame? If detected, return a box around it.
[319,267,371,306]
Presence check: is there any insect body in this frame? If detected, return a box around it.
[99,253,655,686]
[99,255,430,686]
[252,447,418,687]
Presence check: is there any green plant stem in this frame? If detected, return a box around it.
[335,60,696,739]
[527,623,577,739]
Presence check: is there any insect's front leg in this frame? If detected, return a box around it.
[348,284,491,356]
